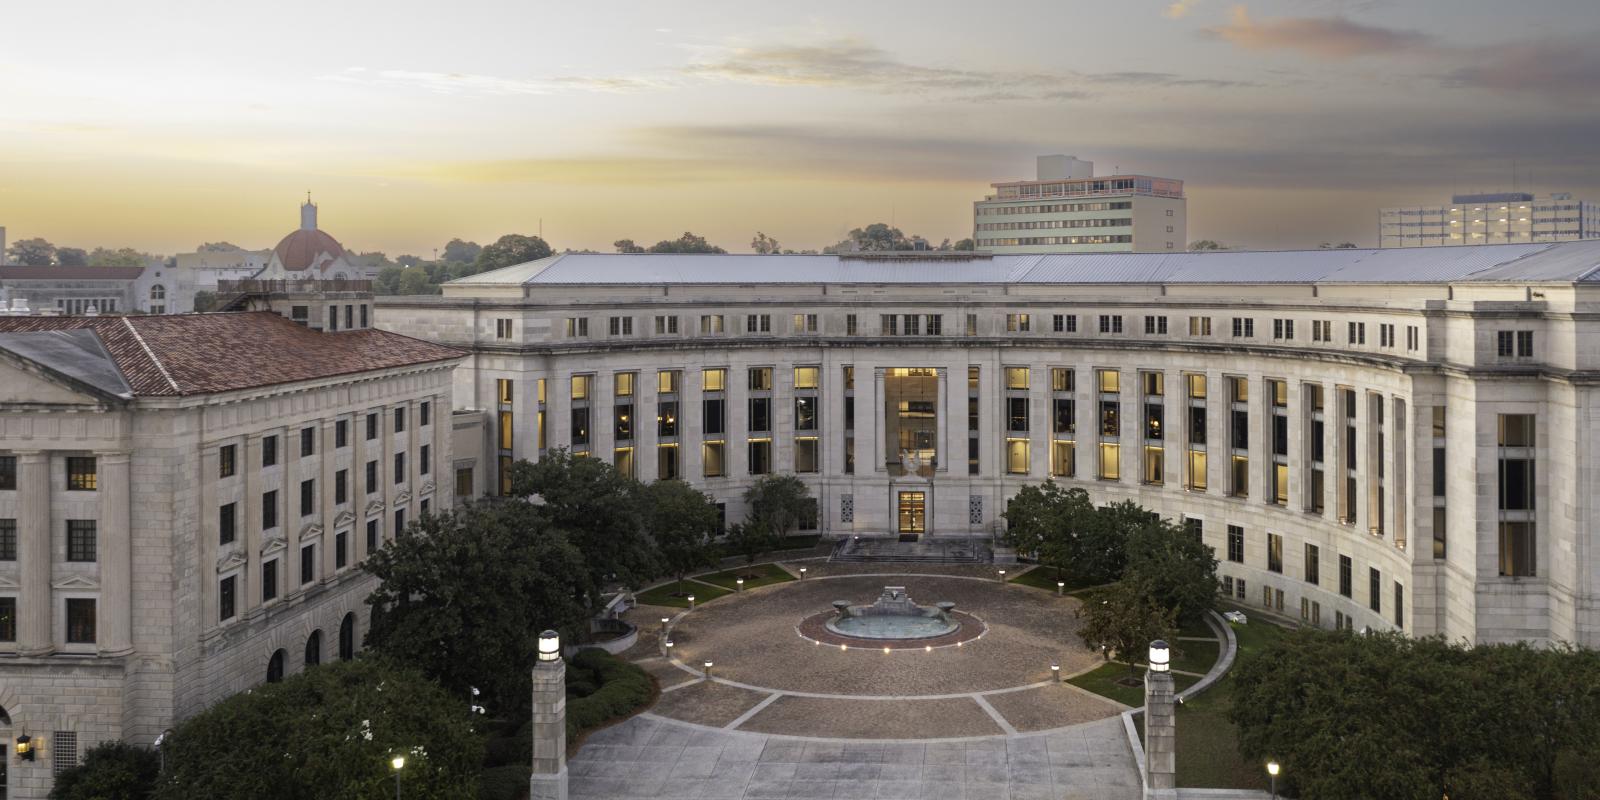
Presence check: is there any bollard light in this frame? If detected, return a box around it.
[924,645,932,652]
[1056,580,1065,595]
[883,646,891,654]
[703,660,714,679]
[1148,640,1170,673]
[1051,660,1061,681]
[687,594,696,610]
[736,578,745,591]
[665,639,674,651]
[997,569,1007,583]
[799,567,807,579]
[537,630,561,662]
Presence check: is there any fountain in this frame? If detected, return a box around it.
[825,586,959,640]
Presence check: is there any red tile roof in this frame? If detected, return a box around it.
[0,312,464,396]
[0,265,145,280]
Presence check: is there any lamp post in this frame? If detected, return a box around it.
[1143,640,1176,799]
[1267,761,1280,799]
[391,755,405,800]
[530,630,568,800]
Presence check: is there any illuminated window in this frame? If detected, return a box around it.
[571,375,590,400]
[794,366,819,390]
[1005,367,1029,390]
[703,368,725,392]
[615,372,635,397]
[1006,439,1030,475]
[1099,443,1121,480]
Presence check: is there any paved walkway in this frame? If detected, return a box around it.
[570,713,1141,800]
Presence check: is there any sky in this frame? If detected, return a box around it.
[1,0,1598,257]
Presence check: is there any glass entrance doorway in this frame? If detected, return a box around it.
[897,491,926,540]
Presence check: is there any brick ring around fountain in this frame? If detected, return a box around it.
[796,586,988,649]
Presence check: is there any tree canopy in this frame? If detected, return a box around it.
[363,502,590,716]
[508,449,658,600]
[155,658,482,800]
[1076,581,1177,677]
[750,231,780,254]
[1188,239,1228,251]
[87,247,153,267]
[6,237,56,266]
[49,741,159,800]
[613,239,645,253]
[646,480,722,584]
[743,474,814,539]
[825,223,914,253]
[475,234,553,272]
[55,247,88,267]
[646,231,726,253]
[442,238,482,263]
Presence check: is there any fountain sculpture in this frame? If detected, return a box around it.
[825,586,958,640]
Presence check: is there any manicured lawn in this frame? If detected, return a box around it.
[697,562,796,590]
[1178,617,1216,638]
[1171,639,1220,675]
[1008,566,1102,593]
[1068,662,1200,708]
[635,579,733,608]
[1173,612,1293,791]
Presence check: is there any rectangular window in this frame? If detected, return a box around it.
[1305,544,1320,585]
[66,519,97,562]
[262,490,278,530]
[262,436,278,468]
[1099,315,1123,334]
[966,313,978,336]
[367,412,378,441]
[1006,439,1030,475]
[1394,582,1404,629]
[66,598,96,644]
[299,427,315,457]
[880,314,898,336]
[395,509,406,536]
[658,369,680,394]
[300,479,315,516]
[495,318,513,339]
[366,519,379,554]
[219,575,236,621]
[1188,316,1212,336]
[394,407,406,433]
[748,367,773,391]
[301,544,316,586]
[260,558,278,602]
[703,441,726,477]
[565,317,589,337]
[420,445,431,477]
[746,314,771,333]
[794,366,820,390]
[365,461,377,494]
[335,420,349,448]
[66,457,97,490]
[1143,315,1167,335]
[653,315,679,335]
[219,445,237,478]
[335,469,348,504]
[748,439,771,474]
[394,452,406,484]
[657,444,680,479]
[1497,413,1536,576]
[0,519,15,560]
[703,368,726,392]
[749,397,771,433]
[1517,330,1534,358]
[1369,567,1381,613]
[795,396,818,431]
[699,314,724,334]
[793,313,819,333]
[219,502,237,545]
[0,455,14,490]
[607,316,633,336]
[1226,525,1244,563]
[704,398,725,436]
[657,401,678,437]
[1230,317,1254,338]
[1266,533,1283,573]
[795,438,819,473]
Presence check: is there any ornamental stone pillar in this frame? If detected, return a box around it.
[97,451,134,655]
[1143,658,1177,799]
[529,650,568,800]
[17,450,53,656]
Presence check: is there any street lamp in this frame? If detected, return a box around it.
[1148,640,1170,673]
[1267,760,1280,799]
[660,616,670,634]
[537,630,560,663]
[391,754,406,800]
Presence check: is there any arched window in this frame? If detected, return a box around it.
[266,649,286,683]
[305,630,322,668]
[338,613,356,661]
[150,284,166,301]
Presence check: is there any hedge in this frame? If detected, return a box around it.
[564,649,658,745]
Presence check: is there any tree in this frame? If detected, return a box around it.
[55,247,88,267]
[750,231,780,254]
[49,741,159,800]
[613,239,645,254]
[1188,239,1227,251]
[646,480,721,591]
[397,267,437,295]
[952,238,976,251]
[441,238,481,264]
[722,521,780,573]
[743,474,814,540]
[7,237,55,266]
[197,241,242,252]
[1000,481,1096,581]
[87,247,152,267]
[647,232,725,254]
[1122,519,1218,625]
[374,265,404,295]
[1075,581,1177,678]
[475,234,553,272]
[1075,500,1156,585]
[363,502,590,717]
[507,450,658,603]
[191,290,217,313]
[155,658,483,800]
[824,223,914,253]
[1319,241,1359,249]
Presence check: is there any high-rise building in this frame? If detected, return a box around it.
[1379,192,1600,248]
[973,155,1186,254]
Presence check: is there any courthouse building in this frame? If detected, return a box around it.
[0,312,460,798]
[379,242,1600,652]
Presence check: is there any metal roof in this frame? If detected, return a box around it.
[447,240,1600,287]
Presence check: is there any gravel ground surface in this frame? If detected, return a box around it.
[983,686,1127,733]
[735,695,1004,739]
[652,681,771,728]
[658,574,1096,696]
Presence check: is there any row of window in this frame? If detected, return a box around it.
[216,403,433,478]
[217,447,430,545]
[976,200,1133,215]
[974,218,1131,231]
[263,613,358,684]
[219,511,414,624]
[1217,522,1404,628]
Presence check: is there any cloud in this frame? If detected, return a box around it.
[321,67,672,96]
[1442,38,1600,99]
[1203,5,1431,59]
[683,39,1257,99]
[1164,0,1200,20]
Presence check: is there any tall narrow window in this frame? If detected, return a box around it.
[1497,414,1536,576]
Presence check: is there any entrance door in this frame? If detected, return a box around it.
[897,491,926,541]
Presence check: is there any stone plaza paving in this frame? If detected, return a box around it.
[568,564,1143,799]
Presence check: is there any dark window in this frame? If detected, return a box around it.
[1369,567,1381,613]
[263,491,278,530]
[66,457,97,491]
[1231,410,1249,449]
[420,445,430,476]
[1226,525,1244,563]
[1305,544,1320,585]
[1007,397,1029,432]
[394,453,406,484]
[300,479,314,516]
[339,613,356,661]
[1184,517,1202,542]
[394,509,406,536]
[795,397,818,431]
[219,502,236,545]
[262,559,278,602]
[304,630,322,667]
[66,598,96,643]
[366,460,377,494]
[332,469,347,504]
[267,649,286,683]
[66,520,97,562]
[335,531,348,570]
[570,407,590,446]
[1339,555,1353,597]
[704,399,725,435]
[366,519,379,554]
[0,596,16,641]
[219,445,236,478]
[394,408,406,433]
[300,427,315,457]
[749,398,771,433]
[658,401,678,437]
[1189,407,1206,444]
[1498,458,1535,511]
[366,413,378,441]
[1100,401,1119,437]
[300,544,315,585]
[0,519,16,560]
[262,436,278,468]
[0,455,15,489]
[1266,533,1283,573]
[1395,582,1404,629]
[749,440,771,474]
[420,402,431,427]
[335,420,348,448]
[360,305,369,328]
[219,575,236,621]
[1054,399,1075,433]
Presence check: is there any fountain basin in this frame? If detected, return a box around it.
[822,586,959,641]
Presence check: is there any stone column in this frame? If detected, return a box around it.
[18,451,53,655]
[321,419,339,578]
[936,367,951,473]
[1029,365,1049,478]
[433,393,452,507]
[873,368,888,472]
[97,451,134,656]
[529,652,569,800]
[1143,665,1177,799]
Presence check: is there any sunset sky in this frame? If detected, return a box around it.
[2,0,1597,257]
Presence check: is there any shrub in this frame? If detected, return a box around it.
[477,764,531,800]
[49,741,159,800]
[565,650,658,745]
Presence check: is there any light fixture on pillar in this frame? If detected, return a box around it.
[15,734,34,761]
[660,616,670,633]
[1148,640,1170,673]
[391,754,406,800]
[537,630,561,663]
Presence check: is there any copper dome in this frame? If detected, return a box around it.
[272,228,346,271]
